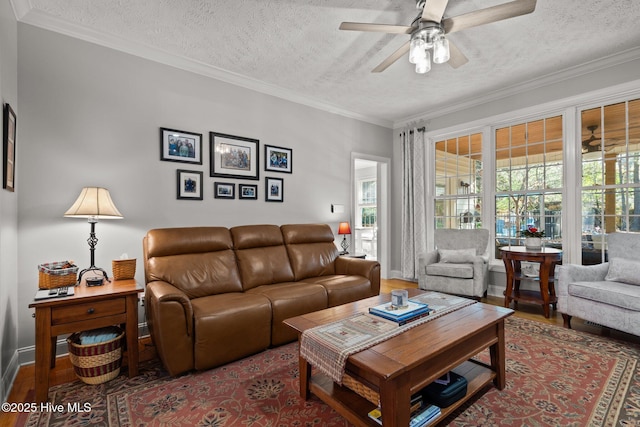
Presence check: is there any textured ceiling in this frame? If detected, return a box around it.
[11,0,640,128]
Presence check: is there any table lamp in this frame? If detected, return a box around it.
[338,222,351,254]
[64,187,123,282]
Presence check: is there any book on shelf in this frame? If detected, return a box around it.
[367,403,441,426]
[369,300,430,323]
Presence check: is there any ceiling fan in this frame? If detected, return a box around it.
[581,125,626,154]
[339,0,537,74]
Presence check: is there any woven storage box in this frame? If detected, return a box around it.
[112,259,136,280]
[38,261,78,289]
[343,374,379,405]
[67,327,124,385]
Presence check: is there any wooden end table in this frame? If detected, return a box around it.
[500,246,562,318]
[284,290,513,427]
[29,278,143,403]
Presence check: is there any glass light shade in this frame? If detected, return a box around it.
[415,51,431,74]
[433,37,450,64]
[409,37,427,64]
[338,222,352,235]
[64,187,123,219]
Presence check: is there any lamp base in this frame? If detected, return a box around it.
[78,266,109,285]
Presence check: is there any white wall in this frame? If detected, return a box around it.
[16,24,393,361]
[0,0,19,401]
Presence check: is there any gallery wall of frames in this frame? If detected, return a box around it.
[160,127,292,203]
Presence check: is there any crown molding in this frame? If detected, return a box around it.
[394,46,640,129]
[14,5,393,129]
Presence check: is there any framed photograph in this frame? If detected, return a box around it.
[265,177,284,202]
[210,132,259,180]
[214,182,235,199]
[239,184,258,200]
[176,169,203,200]
[265,145,292,174]
[160,128,203,164]
[3,104,16,192]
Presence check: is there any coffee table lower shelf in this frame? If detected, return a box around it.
[310,360,495,427]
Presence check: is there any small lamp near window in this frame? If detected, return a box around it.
[338,222,352,255]
[64,187,123,282]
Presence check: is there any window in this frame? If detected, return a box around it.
[434,133,483,229]
[580,99,640,264]
[494,116,563,258]
[357,179,377,228]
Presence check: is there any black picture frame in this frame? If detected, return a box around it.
[214,182,235,199]
[176,169,203,200]
[160,128,203,164]
[239,184,258,200]
[3,103,16,192]
[210,132,259,180]
[265,177,284,202]
[265,144,292,174]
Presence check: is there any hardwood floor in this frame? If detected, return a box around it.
[4,279,637,427]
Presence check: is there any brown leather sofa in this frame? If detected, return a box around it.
[143,223,381,376]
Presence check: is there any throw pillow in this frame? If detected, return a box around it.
[438,248,476,264]
[605,257,640,286]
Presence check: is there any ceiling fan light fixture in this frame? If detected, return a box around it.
[433,36,450,64]
[415,51,431,74]
[409,36,427,64]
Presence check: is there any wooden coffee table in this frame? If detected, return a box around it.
[284,289,513,427]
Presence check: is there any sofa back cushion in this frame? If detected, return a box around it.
[143,227,243,298]
[231,224,295,290]
[281,224,338,280]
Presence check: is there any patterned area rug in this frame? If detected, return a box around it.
[24,317,640,426]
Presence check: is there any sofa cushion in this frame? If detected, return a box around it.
[231,225,295,290]
[191,293,272,370]
[439,248,476,263]
[426,262,474,279]
[282,224,338,280]
[568,280,640,312]
[302,275,372,307]
[247,282,327,345]
[605,257,640,286]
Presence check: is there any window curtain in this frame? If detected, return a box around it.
[400,128,427,280]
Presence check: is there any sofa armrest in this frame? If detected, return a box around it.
[335,257,381,295]
[145,281,195,376]
[557,262,609,297]
[417,250,439,275]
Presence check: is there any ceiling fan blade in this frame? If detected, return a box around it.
[447,40,469,69]
[443,0,536,34]
[372,41,410,73]
[339,22,413,34]
[421,0,450,23]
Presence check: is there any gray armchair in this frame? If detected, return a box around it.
[418,229,490,299]
[558,232,640,336]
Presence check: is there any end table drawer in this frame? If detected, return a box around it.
[52,298,126,325]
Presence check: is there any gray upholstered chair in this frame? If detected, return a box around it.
[557,232,640,336]
[417,229,490,299]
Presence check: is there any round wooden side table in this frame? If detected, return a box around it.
[499,246,562,318]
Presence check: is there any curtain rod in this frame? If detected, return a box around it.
[399,126,426,136]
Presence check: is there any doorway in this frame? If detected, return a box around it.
[352,153,390,279]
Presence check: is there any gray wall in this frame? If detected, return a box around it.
[0,0,18,402]
[15,24,392,363]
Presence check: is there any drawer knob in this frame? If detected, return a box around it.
[87,308,95,314]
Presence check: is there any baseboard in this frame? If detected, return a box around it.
[1,349,20,402]
[17,322,149,367]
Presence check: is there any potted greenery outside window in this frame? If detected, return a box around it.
[521,226,544,250]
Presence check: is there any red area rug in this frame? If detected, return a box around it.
[24,317,640,426]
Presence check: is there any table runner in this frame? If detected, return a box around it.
[300,292,476,384]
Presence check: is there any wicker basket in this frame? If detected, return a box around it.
[38,261,78,289]
[67,327,124,385]
[343,374,380,405]
[112,259,136,280]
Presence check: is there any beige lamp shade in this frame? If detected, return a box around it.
[64,187,123,219]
